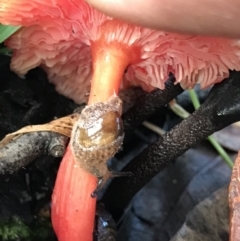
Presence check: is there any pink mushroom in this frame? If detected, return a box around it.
[1,0,240,102]
[229,152,240,241]
[1,1,240,241]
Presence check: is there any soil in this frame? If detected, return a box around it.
[0,54,232,241]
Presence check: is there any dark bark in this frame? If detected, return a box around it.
[123,75,183,132]
[0,132,68,175]
[0,75,182,176]
[102,71,240,221]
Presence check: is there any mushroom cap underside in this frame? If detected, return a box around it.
[1,0,240,103]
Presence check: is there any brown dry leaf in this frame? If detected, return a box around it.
[0,114,79,148]
[212,122,240,152]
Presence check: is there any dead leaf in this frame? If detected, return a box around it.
[0,114,78,148]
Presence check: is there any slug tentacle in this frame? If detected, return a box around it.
[71,95,124,187]
[91,169,133,198]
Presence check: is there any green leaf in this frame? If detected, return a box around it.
[0,47,12,55]
[0,25,21,43]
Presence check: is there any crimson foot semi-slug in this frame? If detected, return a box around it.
[70,96,124,188]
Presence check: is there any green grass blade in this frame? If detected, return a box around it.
[0,25,21,43]
[188,89,234,168]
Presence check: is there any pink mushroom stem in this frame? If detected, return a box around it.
[52,147,97,241]
[52,21,140,241]
[89,42,127,104]
[229,152,240,241]
[89,25,141,104]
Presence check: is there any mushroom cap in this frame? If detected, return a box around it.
[1,0,240,103]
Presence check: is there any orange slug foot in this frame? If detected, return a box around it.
[229,152,240,241]
[71,96,124,188]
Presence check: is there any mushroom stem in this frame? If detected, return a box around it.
[51,147,97,241]
[229,152,240,241]
[89,41,131,104]
[52,40,131,241]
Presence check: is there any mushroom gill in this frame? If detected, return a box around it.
[1,0,240,104]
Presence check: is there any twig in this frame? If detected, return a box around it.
[102,71,240,220]
[169,89,234,168]
[188,89,233,168]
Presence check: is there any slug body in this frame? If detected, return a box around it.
[94,203,117,241]
[71,96,124,185]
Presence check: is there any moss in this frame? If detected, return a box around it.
[0,217,30,241]
[0,216,56,241]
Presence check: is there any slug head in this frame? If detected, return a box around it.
[79,110,123,148]
[70,96,124,180]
